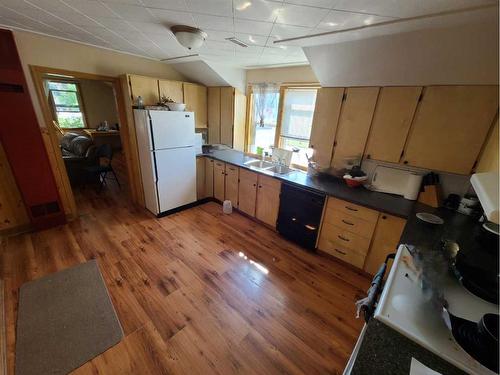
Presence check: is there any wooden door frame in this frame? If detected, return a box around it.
[30,65,135,219]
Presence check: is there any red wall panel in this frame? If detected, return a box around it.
[0,29,65,230]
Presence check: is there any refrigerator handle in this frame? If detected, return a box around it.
[152,151,159,182]
[146,112,155,151]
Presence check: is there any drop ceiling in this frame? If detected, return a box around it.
[0,0,497,68]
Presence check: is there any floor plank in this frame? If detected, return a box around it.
[1,184,370,374]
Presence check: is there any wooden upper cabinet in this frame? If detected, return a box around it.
[128,75,159,106]
[220,87,235,147]
[224,164,239,208]
[233,90,247,152]
[402,86,499,174]
[364,87,422,163]
[363,214,406,275]
[208,87,221,144]
[330,87,379,169]
[158,80,183,104]
[183,83,207,128]
[309,88,344,167]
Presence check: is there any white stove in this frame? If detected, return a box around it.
[374,244,497,375]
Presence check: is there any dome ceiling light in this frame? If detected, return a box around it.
[171,25,207,50]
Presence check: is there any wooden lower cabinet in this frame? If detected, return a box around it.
[213,161,225,201]
[225,164,239,208]
[238,169,258,216]
[196,157,205,199]
[363,214,406,275]
[204,158,214,197]
[255,175,281,228]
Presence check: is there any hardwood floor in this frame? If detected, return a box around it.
[1,185,370,375]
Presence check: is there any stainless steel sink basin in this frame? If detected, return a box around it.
[244,159,274,169]
[266,165,293,175]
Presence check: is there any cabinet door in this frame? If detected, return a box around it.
[364,87,422,163]
[158,80,183,103]
[402,86,498,174]
[330,87,379,169]
[220,87,235,147]
[208,87,221,144]
[129,75,159,105]
[196,157,205,199]
[256,175,281,228]
[224,164,239,208]
[363,214,406,275]
[184,83,207,129]
[238,169,258,216]
[233,89,247,152]
[213,161,225,201]
[205,158,214,197]
[309,88,344,167]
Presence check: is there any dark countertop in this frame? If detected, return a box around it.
[350,320,468,375]
[199,149,415,219]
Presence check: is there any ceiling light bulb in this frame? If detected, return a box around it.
[327,22,338,27]
[363,17,373,25]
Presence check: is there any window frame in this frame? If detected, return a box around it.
[47,79,88,129]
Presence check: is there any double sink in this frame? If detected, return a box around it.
[243,159,293,175]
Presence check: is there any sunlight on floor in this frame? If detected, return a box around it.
[238,251,269,275]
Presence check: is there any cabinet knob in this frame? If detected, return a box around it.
[403,160,408,165]
[253,184,256,187]
[366,154,371,159]
[382,215,387,220]
[258,185,262,188]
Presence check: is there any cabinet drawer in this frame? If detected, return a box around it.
[240,168,258,183]
[318,238,366,268]
[258,174,280,191]
[323,208,376,239]
[319,222,371,255]
[328,197,379,223]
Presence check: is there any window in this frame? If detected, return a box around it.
[278,88,317,166]
[47,81,86,128]
[248,84,280,153]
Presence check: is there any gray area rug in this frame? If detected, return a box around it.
[15,260,123,375]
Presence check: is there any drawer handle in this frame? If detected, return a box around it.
[345,206,358,212]
[292,217,297,221]
[342,219,354,226]
[305,224,316,231]
[334,248,346,256]
[338,235,350,242]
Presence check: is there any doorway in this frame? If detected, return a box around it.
[30,66,134,217]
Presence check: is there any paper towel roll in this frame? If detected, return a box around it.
[404,173,423,200]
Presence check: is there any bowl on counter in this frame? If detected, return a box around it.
[343,174,367,188]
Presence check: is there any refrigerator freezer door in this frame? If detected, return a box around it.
[155,147,196,212]
[149,111,195,150]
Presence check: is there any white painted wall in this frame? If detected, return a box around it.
[304,19,499,86]
[246,65,318,86]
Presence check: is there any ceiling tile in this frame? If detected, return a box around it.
[127,21,172,34]
[61,0,120,18]
[331,0,497,18]
[270,23,312,40]
[316,10,394,30]
[103,3,156,22]
[234,18,273,35]
[192,13,233,32]
[93,17,138,31]
[234,32,268,46]
[187,0,233,17]
[101,0,143,5]
[204,29,235,42]
[140,0,188,11]
[151,8,196,27]
[234,0,282,22]
[275,3,330,27]
[283,0,336,8]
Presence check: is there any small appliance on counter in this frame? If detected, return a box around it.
[365,165,424,201]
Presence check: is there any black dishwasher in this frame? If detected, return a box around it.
[277,183,326,250]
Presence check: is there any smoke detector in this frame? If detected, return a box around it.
[171,25,207,50]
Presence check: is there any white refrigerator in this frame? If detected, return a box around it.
[134,109,196,215]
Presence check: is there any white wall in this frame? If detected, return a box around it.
[304,20,499,86]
